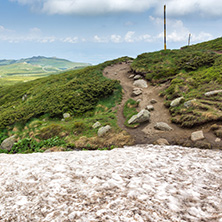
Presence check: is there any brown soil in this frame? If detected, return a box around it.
[103,62,221,148]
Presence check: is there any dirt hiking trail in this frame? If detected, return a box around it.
[104,63,203,145]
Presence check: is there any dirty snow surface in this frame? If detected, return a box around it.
[0,145,222,222]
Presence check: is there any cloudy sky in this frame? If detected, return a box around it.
[0,0,221,64]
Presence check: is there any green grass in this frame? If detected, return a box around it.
[0,56,131,153]
[123,99,140,128]
[131,37,222,127]
[0,56,90,85]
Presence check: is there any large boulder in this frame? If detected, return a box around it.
[128,109,150,125]
[170,97,184,107]
[191,130,204,142]
[133,80,148,88]
[98,125,111,137]
[154,122,173,131]
[0,136,16,151]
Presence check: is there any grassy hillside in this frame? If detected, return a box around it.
[0,56,90,86]
[131,37,222,127]
[0,57,134,153]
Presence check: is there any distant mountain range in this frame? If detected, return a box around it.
[0,56,90,78]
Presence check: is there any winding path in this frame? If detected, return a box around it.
[103,62,193,145]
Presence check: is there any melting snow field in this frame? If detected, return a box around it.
[0,145,222,222]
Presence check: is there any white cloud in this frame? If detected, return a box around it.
[61,37,78,43]
[125,31,135,43]
[11,0,222,17]
[111,34,122,43]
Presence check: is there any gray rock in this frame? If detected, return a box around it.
[146,105,154,111]
[215,138,221,143]
[0,136,16,151]
[92,121,101,129]
[133,79,148,88]
[184,99,196,108]
[205,90,222,97]
[98,125,111,137]
[129,74,134,79]
[132,88,143,97]
[63,113,71,119]
[156,138,169,146]
[150,99,157,104]
[154,122,173,131]
[22,94,27,101]
[170,97,184,107]
[134,75,142,80]
[128,109,150,125]
[137,99,142,103]
[191,130,204,142]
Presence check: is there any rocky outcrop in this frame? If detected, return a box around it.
[128,109,150,125]
[0,136,16,151]
[170,97,184,107]
[191,130,204,142]
[98,125,111,137]
[133,80,148,88]
[154,122,173,131]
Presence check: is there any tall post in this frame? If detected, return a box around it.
[188,33,191,46]
[164,5,167,50]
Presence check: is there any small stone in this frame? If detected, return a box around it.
[98,125,111,137]
[191,130,204,142]
[134,75,142,80]
[146,105,154,111]
[215,138,221,143]
[63,113,71,119]
[154,122,173,131]
[170,97,184,107]
[133,79,148,88]
[184,99,196,108]
[92,121,101,129]
[137,99,142,103]
[132,88,143,97]
[0,136,16,151]
[156,138,169,146]
[129,74,134,79]
[150,99,157,104]
[215,129,222,138]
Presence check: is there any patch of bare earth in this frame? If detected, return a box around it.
[103,63,219,147]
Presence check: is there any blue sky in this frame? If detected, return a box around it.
[0,0,222,64]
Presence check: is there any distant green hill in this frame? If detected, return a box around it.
[0,56,90,85]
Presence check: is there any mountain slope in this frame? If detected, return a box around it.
[0,56,90,85]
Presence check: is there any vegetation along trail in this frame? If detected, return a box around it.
[104,62,194,145]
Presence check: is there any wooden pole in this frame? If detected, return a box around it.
[164,5,167,50]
